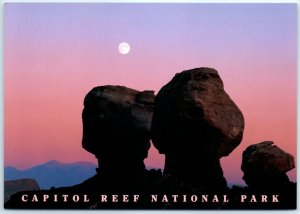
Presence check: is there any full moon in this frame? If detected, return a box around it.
[118,42,130,54]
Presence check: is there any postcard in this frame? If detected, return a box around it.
[3,3,297,209]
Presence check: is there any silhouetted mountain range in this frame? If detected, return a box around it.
[4,160,97,189]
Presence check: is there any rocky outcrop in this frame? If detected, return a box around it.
[82,85,155,181]
[4,178,40,202]
[151,67,245,190]
[4,71,297,209]
[241,141,295,189]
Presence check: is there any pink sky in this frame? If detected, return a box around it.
[4,3,297,185]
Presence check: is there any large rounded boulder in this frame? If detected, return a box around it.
[151,67,244,158]
[82,85,155,173]
[242,141,295,189]
[151,67,245,190]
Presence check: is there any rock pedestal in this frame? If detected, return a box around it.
[242,141,295,189]
[151,67,245,190]
[82,85,155,180]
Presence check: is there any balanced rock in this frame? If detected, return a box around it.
[151,67,244,157]
[151,67,245,190]
[241,141,295,189]
[82,85,155,176]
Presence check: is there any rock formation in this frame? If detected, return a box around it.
[241,141,295,189]
[4,179,40,203]
[82,85,155,186]
[5,74,297,209]
[151,67,245,190]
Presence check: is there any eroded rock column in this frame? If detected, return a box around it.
[151,67,245,190]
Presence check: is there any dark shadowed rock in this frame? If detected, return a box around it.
[82,85,155,182]
[241,141,295,189]
[6,84,162,209]
[151,67,244,157]
[4,178,40,202]
[151,67,245,190]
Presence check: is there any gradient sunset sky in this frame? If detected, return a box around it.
[4,3,297,185]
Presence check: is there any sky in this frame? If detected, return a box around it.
[4,3,297,185]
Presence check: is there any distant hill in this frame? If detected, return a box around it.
[4,160,97,190]
[4,178,40,203]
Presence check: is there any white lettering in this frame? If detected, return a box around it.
[21,194,28,202]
